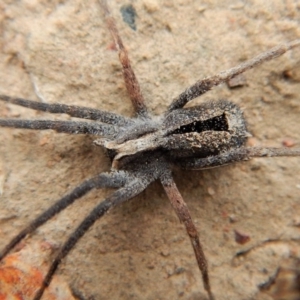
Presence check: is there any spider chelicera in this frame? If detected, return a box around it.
[0,1,300,299]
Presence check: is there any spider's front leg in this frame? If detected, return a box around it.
[160,171,215,300]
[0,171,128,261]
[0,119,119,137]
[0,94,133,126]
[33,170,156,300]
[0,93,136,138]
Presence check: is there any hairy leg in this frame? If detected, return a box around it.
[179,147,300,170]
[168,39,300,111]
[100,0,149,118]
[0,119,118,137]
[160,171,214,300]
[33,176,152,300]
[0,171,129,261]
[0,94,133,126]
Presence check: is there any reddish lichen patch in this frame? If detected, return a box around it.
[0,242,75,300]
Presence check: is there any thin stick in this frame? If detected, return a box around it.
[161,173,214,300]
[100,0,149,118]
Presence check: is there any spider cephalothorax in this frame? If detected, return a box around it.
[100,100,248,170]
[0,1,299,299]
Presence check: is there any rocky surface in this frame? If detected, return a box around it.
[0,1,300,299]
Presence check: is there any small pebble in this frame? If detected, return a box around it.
[234,229,250,245]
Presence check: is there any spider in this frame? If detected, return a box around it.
[0,0,300,299]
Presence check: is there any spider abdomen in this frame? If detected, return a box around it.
[102,100,249,168]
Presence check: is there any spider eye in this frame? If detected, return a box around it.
[172,113,228,134]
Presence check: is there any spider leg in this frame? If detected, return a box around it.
[0,119,118,137]
[168,39,300,111]
[33,176,152,300]
[100,0,149,118]
[160,172,214,300]
[179,147,300,170]
[0,94,133,126]
[0,171,128,261]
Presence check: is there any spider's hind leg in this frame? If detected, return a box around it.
[179,147,300,170]
[168,39,300,111]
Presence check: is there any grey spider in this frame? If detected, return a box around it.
[0,1,300,299]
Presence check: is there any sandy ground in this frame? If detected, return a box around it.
[0,1,300,300]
